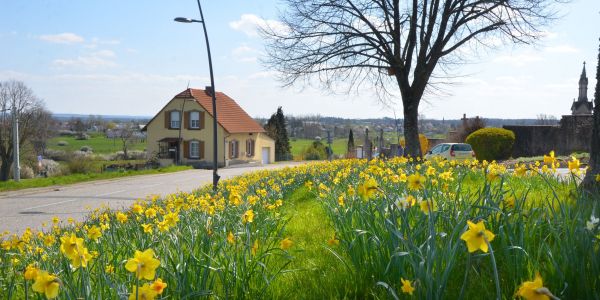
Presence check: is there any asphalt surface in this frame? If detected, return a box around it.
[0,162,304,235]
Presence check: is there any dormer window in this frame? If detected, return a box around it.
[170,111,181,129]
[190,111,200,129]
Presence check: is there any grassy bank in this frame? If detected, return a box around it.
[290,138,348,157]
[0,165,191,192]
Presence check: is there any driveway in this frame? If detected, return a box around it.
[0,162,305,235]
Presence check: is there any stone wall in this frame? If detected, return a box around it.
[503,114,592,157]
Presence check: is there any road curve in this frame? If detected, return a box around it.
[0,162,305,235]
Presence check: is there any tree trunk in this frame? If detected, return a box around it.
[582,96,600,193]
[403,99,422,158]
[0,157,11,181]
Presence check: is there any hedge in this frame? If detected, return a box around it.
[466,128,515,161]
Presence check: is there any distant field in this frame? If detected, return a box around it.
[290,138,348,157]
[48,133,146,154]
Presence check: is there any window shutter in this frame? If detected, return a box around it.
[251,140,255,156]
[229,141,233,158]
[184,111,190,129]
[234,141,239,158]
[165,111,170,129]
[200,111,206,130]
[183,141,189,159]
[199,141,205,159]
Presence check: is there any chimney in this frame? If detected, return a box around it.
[205,86,213,96]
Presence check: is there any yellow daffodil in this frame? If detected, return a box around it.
[125,249,161,280]
[59,233,84,259]
[32,271,60,299]
[407,174,425,191]
[142,223,153,234]
[24,264,39,280]
[419,200,436,215]
[87,225,102,241]
[568,156,580,174]
[251,240,259,256]
[357,177,379,200]
[460,220,495,253]
[400,277,415,295]
[595,173,600,182]
[543,151,555,165]
[516,274,553,300]
[242,209,255,224]
[227,231,236,245]
[116,212,128,223]
[129,283,158,300]
[151,278,168,294]
[70,246,93,268]
[105,265,115,274]
[328,234,340,246]
[280,238,293,250]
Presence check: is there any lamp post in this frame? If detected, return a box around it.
[175,0,220,190]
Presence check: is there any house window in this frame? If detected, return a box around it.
[246,139,255,157]
[229,140,239,159]
[190,111,200,129]
[190,141,200,158]
[170,111,181,129]
[159,142,169,158]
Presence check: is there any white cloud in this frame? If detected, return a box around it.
[492,53,543,66]
[229,14,285,37]
[544,45,579,53]
[52,50,118,69]
[231,45,261,63]
[249,71,278,79]
[39,33,84,44]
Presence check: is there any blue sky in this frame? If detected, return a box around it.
[0,0,599,119]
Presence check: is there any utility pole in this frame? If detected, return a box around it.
[12,102,19,182]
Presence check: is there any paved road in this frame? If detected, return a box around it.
[0,162,304,235]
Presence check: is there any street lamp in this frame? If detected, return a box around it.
[175,0,220,190]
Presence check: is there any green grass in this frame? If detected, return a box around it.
[0,165,191,192]
[290,138,348,157]
[269,186,359,299]
[49,133,146,154]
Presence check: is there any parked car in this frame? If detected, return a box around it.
[424,143,476,161]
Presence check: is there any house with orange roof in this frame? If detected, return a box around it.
[143,87,275,167]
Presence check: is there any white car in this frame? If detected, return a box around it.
[424,143,476,161]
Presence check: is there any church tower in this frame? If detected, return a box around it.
[571,62,593,115]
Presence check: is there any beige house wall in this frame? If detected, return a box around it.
[146,98,227,166]
[147,97,274,166]
[224,132,275,164]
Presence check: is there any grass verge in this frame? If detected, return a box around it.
[0,165,192,192]
[269,186,363,299]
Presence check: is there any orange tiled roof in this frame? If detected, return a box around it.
[174,88,265,134]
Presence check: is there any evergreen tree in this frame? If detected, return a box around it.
[264,107,291,161]
[583,39,600,192]
[347,129,355,154]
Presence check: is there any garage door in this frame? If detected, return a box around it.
[262,147,270,164]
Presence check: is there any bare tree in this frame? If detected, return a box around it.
[263,0,558,157]
[114,122,138,160]
[583,39,599,193]
[30,108,54,156]
[535,114,558,125]
[0,80,50,181]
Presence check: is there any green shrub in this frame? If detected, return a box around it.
[466,128,515,161]
[302,141,327,160]
[67,157,97,174]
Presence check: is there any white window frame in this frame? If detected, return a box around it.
[190,141,200,158]
[170,111,181,129]
[190,111,200,129]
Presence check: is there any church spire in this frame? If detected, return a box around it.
[578,61,588,101]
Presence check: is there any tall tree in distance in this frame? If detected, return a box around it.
[0,80,50,181]
[347,129,355,155]
[583,39,600,192]
[263,0,558,157]
[265,107,292,161]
